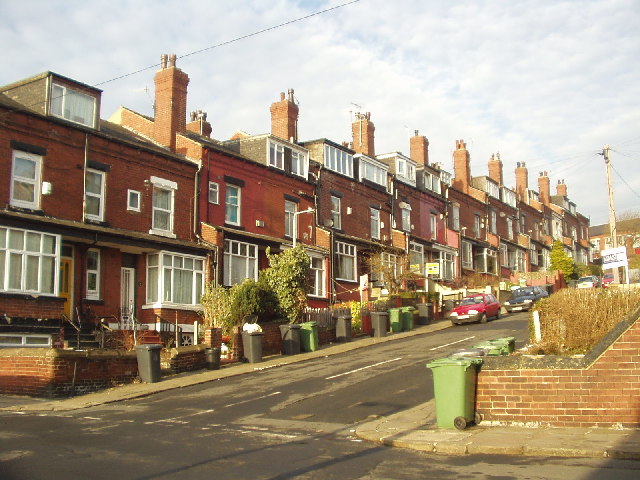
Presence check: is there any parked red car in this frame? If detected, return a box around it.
[602,273,615,287]
[449,293,502,326]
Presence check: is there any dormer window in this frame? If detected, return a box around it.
[359,156,387,188]
[324,145,353,178]
[396,157,416,184]
[50,82,96,128]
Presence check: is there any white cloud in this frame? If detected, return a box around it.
[2,0,639,224]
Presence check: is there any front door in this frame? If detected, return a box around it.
[59,256,73,320]
[120,267,135,329]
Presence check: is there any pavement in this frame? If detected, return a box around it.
[1,320,639,460]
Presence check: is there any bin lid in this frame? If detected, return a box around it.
[450,348,486,358]
[135,344,163,350]
[426,357,483,368]
[401,306,415,311]
[301,321,317,326]
[491,337,515,343]
[388,308,401,312]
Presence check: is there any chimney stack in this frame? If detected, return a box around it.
[186,110,213,138]
[270,89,299,142]
[153,53,189,151]
[351,112,375,157]
[515,161,529,204]
[538,171,550,205]
[556,179,567,197]
[452,139,471,194]
[409,130,429,165]
[488,152,503,186]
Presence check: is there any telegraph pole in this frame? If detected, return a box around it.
[602,144,621,283]
[603,145,618,248]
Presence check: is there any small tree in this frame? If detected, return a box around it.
[366,250,418,295]
[261,245,311,323]
[550,240,575,278]
[200,284,234,336]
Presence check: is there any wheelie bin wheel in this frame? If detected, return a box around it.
[474,412,483,425]
[454,416,467,430]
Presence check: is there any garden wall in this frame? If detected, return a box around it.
[0,348,138,398]
[476,304,640,428]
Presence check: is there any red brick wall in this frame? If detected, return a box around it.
[0,348,138,397]
[476,314,640,427]
[0,294,65,319]
[168,345,207,373]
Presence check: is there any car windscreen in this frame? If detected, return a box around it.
[513,288,534,296]
[460,297,483,305]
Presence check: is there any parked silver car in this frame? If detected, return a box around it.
[503,286,549,313]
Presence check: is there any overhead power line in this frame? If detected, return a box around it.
[94,0,362,87]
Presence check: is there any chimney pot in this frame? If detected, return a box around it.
[160,53,168,69]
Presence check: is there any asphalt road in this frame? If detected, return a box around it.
[1,313,639,479]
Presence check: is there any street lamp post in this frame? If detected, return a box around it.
[293,208,315,247]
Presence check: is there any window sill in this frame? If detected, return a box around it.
[149,229,177,239]
[142,303,204,312]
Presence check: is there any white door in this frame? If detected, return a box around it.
[120,267,135,329]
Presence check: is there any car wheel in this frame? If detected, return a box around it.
[479,313,487,324]
[450,320,459,326]
[495,309,501,320]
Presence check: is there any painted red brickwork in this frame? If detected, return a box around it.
[476,314,640,428]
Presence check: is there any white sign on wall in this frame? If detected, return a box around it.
[601,247,628,270]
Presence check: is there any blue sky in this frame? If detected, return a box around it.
[2,0,639,225]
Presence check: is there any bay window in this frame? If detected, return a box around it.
[0,227,58,295]
[146,252,205,305]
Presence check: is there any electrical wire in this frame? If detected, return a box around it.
[94,0,362,87]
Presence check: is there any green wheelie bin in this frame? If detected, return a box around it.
[489,336,515,354]
[401,306,415,331]
[426,356,483,430]
[300,321,319,352]
[389,308,402,333]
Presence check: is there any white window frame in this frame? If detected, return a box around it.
[309,254,326,298]
[474,214,481,238]
[269,141,285,170]
[361,160,387,187]
[440,251,455,280]
[50,82,96,128]
[409,242,424,275]
[500,243,508,267]
[0,227,59,295]
[430,213,437,240]
[223,239,258,286]
[146,251,205,306]
[461,241,473,270]
[370,208,380,240]
[285,200,296,238]
[451,204,460,231]
[127,189,141,212]
[84,168,105,222]
[225,184,241,226]
[335,241,356,282]
[149,176,177,238]
[490,209,497,234]
[208,182,219,204]
[291,150,308,178]
[324,145,354,178]
[0,333,52,348]
[331,196,342,230]
[10,150,42,210]
[86,248,100,299]
[401,205,411,232]
[507,217,514,240]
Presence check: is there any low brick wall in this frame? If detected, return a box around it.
[476,304,640,428]
[0,348,138,398]
[168,345,207,373]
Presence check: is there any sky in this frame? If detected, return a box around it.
[2,0,639,226]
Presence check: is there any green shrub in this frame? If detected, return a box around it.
[230,278,277,323]
[261,245,310,323]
